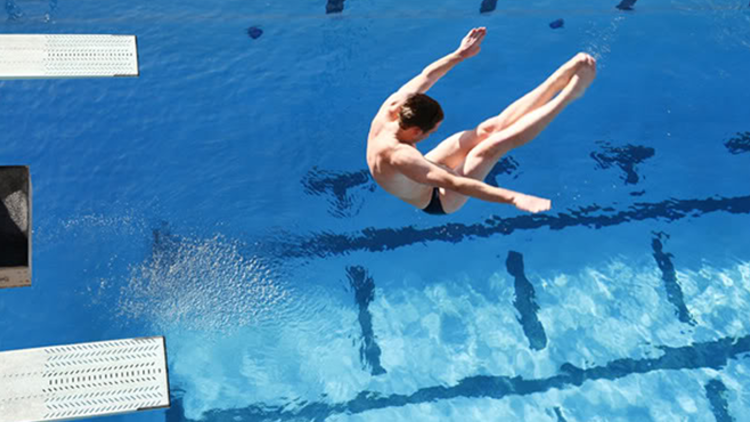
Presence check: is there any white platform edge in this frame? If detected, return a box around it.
[0,166,31,289]
[0,34,139,80]
[0,337,171,422]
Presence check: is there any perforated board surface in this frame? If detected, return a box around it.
[0,337,170,422]
[0,35,139,79]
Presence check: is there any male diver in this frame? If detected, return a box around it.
[366,27,596,215]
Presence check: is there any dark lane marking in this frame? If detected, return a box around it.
[506,251,547,351]
[480,0,498,14]
[616,0,638,11]
[651,233,696,326]
[246,26,263,39]
[705,379,736,422]
[169,334,750,421]
[326,0,345,14]
[549,19,565,29]
[347,266,387,376]
[554,407,569,422]
[275,193,750,259]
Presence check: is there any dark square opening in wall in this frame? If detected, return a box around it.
[0,166,31,288]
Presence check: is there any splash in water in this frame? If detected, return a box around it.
[117,224,292,332]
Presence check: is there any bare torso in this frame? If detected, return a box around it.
[366,95,434,209]
[363,27,584,216]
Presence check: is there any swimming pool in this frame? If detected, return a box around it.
[1,0,749,420]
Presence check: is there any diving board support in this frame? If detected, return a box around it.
[0,166,31,289]
[0,35,139,79]
[0,337,171,422]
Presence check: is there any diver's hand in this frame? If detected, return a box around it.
[455,27,486,59]
[512,193,552,213]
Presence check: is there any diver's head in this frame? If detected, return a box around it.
[397,93,444,142]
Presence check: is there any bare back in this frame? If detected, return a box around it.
[366,94,434,209]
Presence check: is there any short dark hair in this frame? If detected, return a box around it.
[399,93,444,133]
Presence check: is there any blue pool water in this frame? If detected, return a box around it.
[2,0,750,420]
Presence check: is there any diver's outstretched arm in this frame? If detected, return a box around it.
[393,27,487,97]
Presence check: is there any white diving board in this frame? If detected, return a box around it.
[0,337,171,422]
[0,35,139,79]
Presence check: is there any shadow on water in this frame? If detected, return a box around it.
[301,168,375,218]
[590,141,655,186]
[300,158,518,218]
[725,132,750,155]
